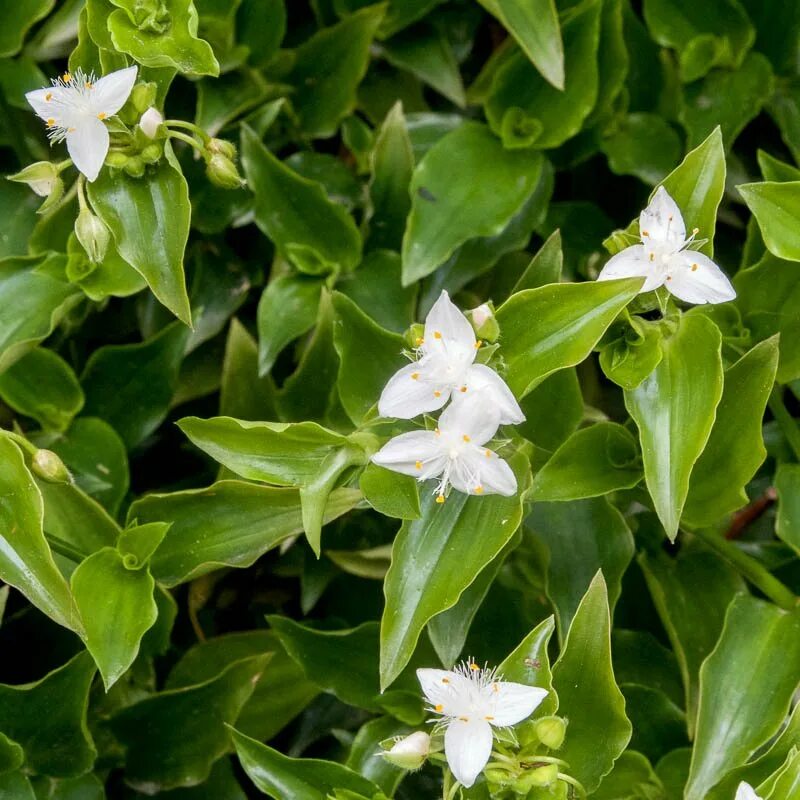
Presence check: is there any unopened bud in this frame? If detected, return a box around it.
[31,449,71,484]
[470,302,499,342]
[74,208,111,264]
[139,106,163,139]
[140,143,163,164]
[9,161,60,197]
[382,731,430,770]
[405,322,425,350]
[105,151,129,169]
[515,763,559,791]
[123,156,145,178]
[535,716,567,750]
[207,137,237,159]
[206,153,245,189]
[131,82,157,114]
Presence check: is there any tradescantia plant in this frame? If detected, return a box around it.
[1,0,800,798]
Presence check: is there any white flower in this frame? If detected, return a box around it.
[471,303,493,328]
[735,783,762,800]
[382,731,430,770]
[372,393,517,501]
[139,106,163,139]
[418,661,548,788]
[597,186,736,305]
[378,291,523,425]
[26,66,138,182]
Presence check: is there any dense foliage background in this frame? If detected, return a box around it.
[0,0,799,798]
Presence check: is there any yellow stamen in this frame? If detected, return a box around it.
[693,227,700,235]
[459,716,469,722]
[642,230,649,237]
[485,449,491,458]
[475,485,484,494]
[45,92,52,102]
[46,118,55,127]
[97,112,106,120]
[442,677,450,684]
[62,72,71,82]
[411,372,419,380]
[668,215,673,221]
[459,385,467,393]
[691,263,698,272]
[666,275,672,281]
[435,704,444,712]
[436,494,445,504]
[462,435,470,442]
[485,715,494,721]
[85,81,93,89]
[474,340,482,349]
[649,253,655,262]
[416,336,424,346]
[434,331,442,339]
[435,428,441,436]
[433,390,442,397]
[67,127,76,132]
[492,683,499,693]
[415,461,422,470]
[469,663,480,672]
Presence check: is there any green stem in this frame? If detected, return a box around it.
[45,534,87,563]
[558,772,587,799]
[521,755,570,768]
[55,158,73,174]
[167,130,207,158]
[692,527,798,610]
[75,174,88,213]
[164,119,211,144]
[768,387,800,462]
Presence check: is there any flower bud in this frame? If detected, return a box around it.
[515,763,559,791]
[31,449,71,484]
[381,732,430,770]
[206,153,245,189]
[8,161,60,197]
[130,82,157,114]
[105,151,130,169]
[140,143,163,164]
[74,208,111,264]
[535,716,567,750]
[404,322,425,350]
[470,302,499,342]
[207,137,237,159]
[123,156,145,178]
[139,106,163,139]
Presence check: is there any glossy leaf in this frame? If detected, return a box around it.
[738,180,800,262]
[776,463,800,555]
[0,0,55,57]
[221,319,277,420]
[517,368,583,452]
[359,463,420,520]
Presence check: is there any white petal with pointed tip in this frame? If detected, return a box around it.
[597,244,662,292]
[378,362,450,419]
[372,431,446,480]
[416,668,472,716]
[450,447,517,497]
[91,65,138,116]
[444,717,493,788]
[463,362,525,425]
[735,782,762,800]
[666,251,736,305]
[485,682,549,726]
[640,186,685,247]
[66,118,109,183]
[439,391,501,446]
[424,290,477,354]
[25,86,66,121]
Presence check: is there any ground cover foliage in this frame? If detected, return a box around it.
[0,0,799,798]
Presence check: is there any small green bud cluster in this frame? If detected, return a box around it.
[205,138,246,189]
[8,162,64,212]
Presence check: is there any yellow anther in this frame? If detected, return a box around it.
[469,662,480,672]
[416,336,424,346]
[484,449,491,458]
[691,263,698,272]
[46,118,55,127]
[97,112,106,120]
[492,683,499,693]
[649,253,655,262]
[668,215,673,221]
[475,485,484,494]
[68,127,76,132]
[85,81,93,89]
[62,72,71,82]
[485,715,495,721]
[433,390,442,398]
[435,704,444,712]
[434,331,442,339]
[436,494,445,504]
[693,227,700,235]
[45,92,52,101]
[459,385,467,393]
[415,461,422,470]
[474,340,482,349]
[459,716,469,722]
[666,275,672,281]
[411,372,419,380]
[642,229,649,237]
[442,677,450,684]
[462,435,471,442]
[435,428,441,436]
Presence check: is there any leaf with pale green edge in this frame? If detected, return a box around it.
[110,655,267,793]
[738,181,800,262]
[776,463,800,556]
[195,70,270,136]
[0,0,54,56]
[0,733,22,775]
[0,348,83,432]
[241,126,362,276]
[510,229,563,294]
[685,596,800,800]
[0,435,81,633]
[346,716,410,797]
[0,652,96,778]
[107,0,219,75]
[601,113,682,185]
[331,292,405,425]
[401,122,544,284]
[594,751,665,799]
[81,321,190,448]
[231,727,383,800]
[625,315,723,540]
[763,751,800,799]
[66,233,148,302]
[639,542,745,734]
[758,149,800,182]
[166,631,319,742]
[380,453,530,689]
[284,4,385,138]
[683,336,778,527]
[612,629,684,707]
[221,319,277,420]
[484,0,600,149]
[70,548,157,689]
[0,772,35,799]
[605,128,726,258]
[0,183,40,261]
[551,573,631,793]
[359,463,420,520]
[531,422,642,501]
[527,498,634,641]
[517,368,583,452]
[0,254,81,374]
[129,480,361,586]
[269,617,424,724]
[367,102,414,252]
[496,278,642,398]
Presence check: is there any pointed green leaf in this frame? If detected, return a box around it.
[738,180,800,262]
[510,229,563,294]
[221,318,277,420]
[0,0,55,57]
[359,463,420,520]
[776,463,800,555]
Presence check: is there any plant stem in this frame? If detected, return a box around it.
[164,119,211,144]
[692,527,798,610]
[768,387,800,462]
[558,772,587,798]
[45,534,87,563]
[75,173,87,212]
[167,130,207,158]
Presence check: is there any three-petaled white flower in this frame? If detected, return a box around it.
[372,392,517,501]
[417,661,548,788]
[378,290,524,425]
[735,782,762,800]
[597,186,736,305]
[26,66,138,182]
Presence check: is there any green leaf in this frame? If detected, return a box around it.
[0,184,40,260]
[0,772,34,799]
[612,629,684,708]
[0,255,81,374]
[477,0,563,89]
[231,727,383,800]
[285,4,385,138]
[758,149,800,182]
[0,733,23,775]
[0,348,83,432]
[88,146,193,325]
[531,422,642,501]
[401,122,544,284]
[484,0,601,149]
[776,463,800,555]
[0,653,96,778]
[70,548,157,689]
[241,126,362,275]
[81,321,190,448]
[380,453,530,689]
[551,573,631,794]
[496,278,642,398]
[359,463,420,520]
[624,315,723,540]
[685,596,800,800]
[221,319,277,419]
[110,655,267,792]
[346,716,409,797]
[527,498,634,641]
[623,686,688,764]
[738,180,800,262]
[107,0,219,75]
[129,480,361,586]
[517,368,583,452]
[0,435,80,633]
[510,229,563,294]
[166,631,319,742]
[594,751,665,799]
[683,337,778,526]
[0,0,55,56]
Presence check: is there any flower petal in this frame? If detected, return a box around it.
[439,391,501,446]
[372,431,446,480]
[450,446,517,497]
[91,65,138,116]
[423,291,477,355]
[66,118,109,182]
[597,244,662,292]
[463,363,524,425]
[378,362,451,418]
[735,782,762,800]
[640,185,685,248]
[665,251,736,305]
[444,717,493,788]
[486,681,548,726]
[25,87,66,122]
[416,668,472,716]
